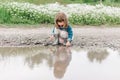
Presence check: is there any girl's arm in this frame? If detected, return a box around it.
[67,26,73,42]
[49,27,55,41]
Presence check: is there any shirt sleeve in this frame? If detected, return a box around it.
[67,26,73,42]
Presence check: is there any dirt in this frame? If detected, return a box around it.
[0,26,120,50]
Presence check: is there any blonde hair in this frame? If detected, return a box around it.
[54,12,68,28]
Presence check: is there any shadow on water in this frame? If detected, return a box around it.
[0,46,120,80]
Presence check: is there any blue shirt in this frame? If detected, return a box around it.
[52,25,73,42]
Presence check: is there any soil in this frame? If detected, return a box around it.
[0,26,120,50]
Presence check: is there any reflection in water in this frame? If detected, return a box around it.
[0,47,120,80]
[52,46,72,79]
[87,49,109,63]
[24,46,72,79]
[0,47,54,68]
[25,52,53,69]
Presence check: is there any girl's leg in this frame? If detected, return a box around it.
[52,28,60,45]
[59,30,68,45]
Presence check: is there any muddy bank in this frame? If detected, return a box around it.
[0,27,120,49]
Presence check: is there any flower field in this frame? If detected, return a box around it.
[0,2,120,25]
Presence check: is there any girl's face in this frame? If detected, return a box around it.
[57,21,65,27]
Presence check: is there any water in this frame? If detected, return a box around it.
[0,46,120,80]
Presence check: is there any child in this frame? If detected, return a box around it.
[49,12,73,47]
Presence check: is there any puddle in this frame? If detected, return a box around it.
[0,46,120,80]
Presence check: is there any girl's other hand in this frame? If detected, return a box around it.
[49,35,54,41]
[66,41,71,47]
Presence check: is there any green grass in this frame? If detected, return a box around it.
[0,1,120,26]
[103,2,120,7]
[1,0,83,4]
[0,7,11,23]
[0,0,120,7]
[0,2,120,25]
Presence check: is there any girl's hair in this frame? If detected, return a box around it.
[54,12,68,28]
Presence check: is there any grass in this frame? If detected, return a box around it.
[1,0,83,4]
[0,0,120,7]
[0,2,120,25]
[0,1,120,26]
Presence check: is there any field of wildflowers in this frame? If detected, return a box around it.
[0,2,120,25]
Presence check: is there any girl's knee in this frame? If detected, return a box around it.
[60,31,68,39]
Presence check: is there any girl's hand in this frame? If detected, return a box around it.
[66,41,71,47]
[49,35,54,41]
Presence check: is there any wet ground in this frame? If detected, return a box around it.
[1,27,120,50]
[0,46,120,80]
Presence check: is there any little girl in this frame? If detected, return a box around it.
[46,12,73,47]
